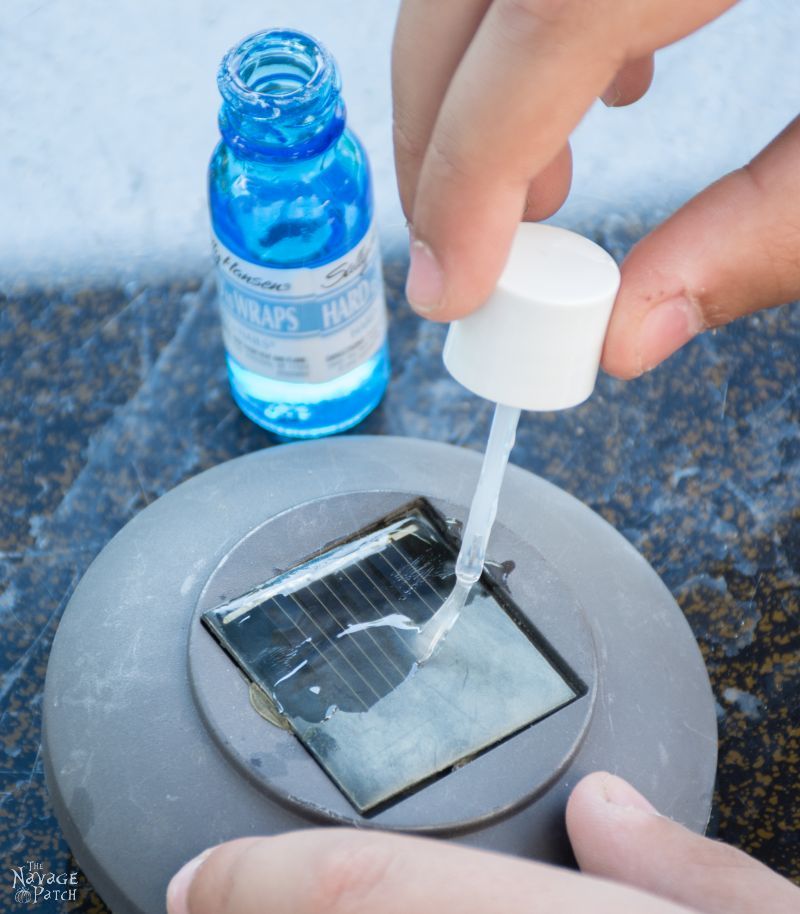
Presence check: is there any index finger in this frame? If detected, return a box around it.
[406,0,737,321]
[392,0,491,217]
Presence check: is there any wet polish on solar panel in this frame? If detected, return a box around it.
[202,499,581,812]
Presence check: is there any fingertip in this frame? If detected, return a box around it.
[566,771,608,821]
[567,772,658,833]
[602,292,705,378]
[635,296,705,371]
[567,773,671,885]
[601,248,697,379]
[167,846,218,914]
[406,236,446,316]
[523,145,573,221]
[566,773,800,913]
[600,295,646,379]
[591,772,659,813]
[601,55,655,108]
[174,838,264,914]
[600,354,642,381]
[405,196,521,322]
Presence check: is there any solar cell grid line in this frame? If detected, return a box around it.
[349,554,419,618]
[272,592,372,712]
[338,563,419,636]
[349,521,453,630]
[268,591,374,711]
[387,531,450,593]
[350,549,437,634]
[408,530,454,589]
[337,564,422,663]
[359,532,505,731]
[377,547,444,617]
[317,566,416,692]
[371,550,434,611]
[386,542,451,605]
[386,526,450,593]
[303,578,402,692]
[309,581,406,694]
[285,590,385,704]
[293,580,409,706]
[318,575,412,683]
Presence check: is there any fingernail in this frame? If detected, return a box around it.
[600,80,621,107]
[636,296,704,374]
[167,848,214,914]
[600,773,659,815]
[406,238,444,314]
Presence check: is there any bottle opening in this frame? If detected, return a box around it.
[216,28,345,159]
[238,49,316,97]
[222,29,335,111]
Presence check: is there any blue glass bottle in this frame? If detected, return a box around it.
[209,29,390,438]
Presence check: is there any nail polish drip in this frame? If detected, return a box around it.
[413,402,521,661]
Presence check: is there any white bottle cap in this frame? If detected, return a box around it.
[443,223,621,411]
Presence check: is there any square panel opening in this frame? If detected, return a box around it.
[202,498,583,813]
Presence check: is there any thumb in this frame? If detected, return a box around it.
[566,772,800,914]
[602,114,800,379]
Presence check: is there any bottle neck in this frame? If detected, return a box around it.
[217,29,345,163]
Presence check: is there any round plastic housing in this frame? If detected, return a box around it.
[43,438,717,914]
[443,223,621,411]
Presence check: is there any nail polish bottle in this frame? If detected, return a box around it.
[209,29,390,438]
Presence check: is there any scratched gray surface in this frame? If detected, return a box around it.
[2,0,800,911]
[3,247,800,911]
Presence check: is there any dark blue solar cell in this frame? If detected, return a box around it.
[202,499,579,812]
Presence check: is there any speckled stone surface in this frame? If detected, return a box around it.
[1,242,799,911]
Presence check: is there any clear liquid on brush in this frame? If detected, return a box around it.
[413,402,521,661]
[209,29,390,439]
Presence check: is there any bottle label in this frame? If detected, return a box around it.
[212,223,387,384]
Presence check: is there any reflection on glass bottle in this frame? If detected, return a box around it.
[209,29,390,438]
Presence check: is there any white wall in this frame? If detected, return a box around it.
[0,0,797,285]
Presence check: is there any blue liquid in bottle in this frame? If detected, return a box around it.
[209,29,390,438]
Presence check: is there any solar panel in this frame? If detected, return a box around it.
[202,498,581,813]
